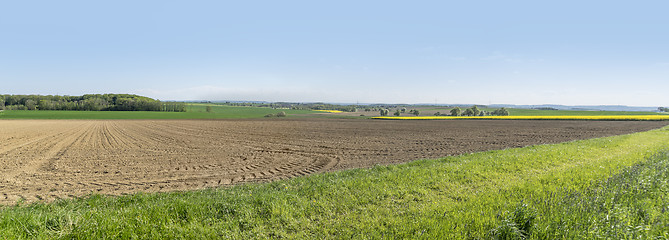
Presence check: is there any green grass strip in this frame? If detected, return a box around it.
[1,126,668,239]
[488,150,669,239]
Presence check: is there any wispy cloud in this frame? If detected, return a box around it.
[481,52,544,63]
[651,62,669,67]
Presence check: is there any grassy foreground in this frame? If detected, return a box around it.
[1,127,669,239]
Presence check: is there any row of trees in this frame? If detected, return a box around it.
[222,102,360,112]
[378,108,421,116]
[162,102,187,112]
[379,106,509,116]
[0,94,185,112]
[447,106,510,116]
[379,106,510,117]
[659,107,669,112]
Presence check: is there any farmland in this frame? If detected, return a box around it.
[0,104,315,120]
[0,119,667,238]
[0,119,665,205]
[2,104,669,238]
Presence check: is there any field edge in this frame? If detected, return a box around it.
[0,126,668,238]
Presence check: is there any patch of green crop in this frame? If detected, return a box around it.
[0,105,315,119]
[1,126,668,239]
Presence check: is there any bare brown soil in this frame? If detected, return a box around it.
[0,119,665,204]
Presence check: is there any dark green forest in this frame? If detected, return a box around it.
[0,94,185,112]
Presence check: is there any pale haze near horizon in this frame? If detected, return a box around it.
[1,1,668,106]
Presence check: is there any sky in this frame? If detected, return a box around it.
[1,1,668,106]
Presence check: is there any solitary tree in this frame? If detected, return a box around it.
[471,106,481,116]
[412,109,420,116]
[450,107,461,116]
[206,106,213,113]
[492,107,510,116]
[394,110,401,116]
[401,107,407,113]
[380,109,390,116]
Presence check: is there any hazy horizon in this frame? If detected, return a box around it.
[2,1,668,106]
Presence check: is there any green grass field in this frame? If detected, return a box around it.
[1,125,668,239]
[0,104,315,119]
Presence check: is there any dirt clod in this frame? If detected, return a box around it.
[0,119,665,204]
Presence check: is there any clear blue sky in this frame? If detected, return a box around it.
[1,1,668,106]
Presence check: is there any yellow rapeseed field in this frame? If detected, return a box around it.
[314,110,344,113]
[372,115,669,121]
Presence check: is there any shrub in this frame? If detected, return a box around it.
[492,108,510,116]
[264,114,274,117]
[276,111,286,117]
[450,107,461,116]
[471,106,480,116]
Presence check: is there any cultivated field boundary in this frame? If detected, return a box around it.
[1,125,668,238]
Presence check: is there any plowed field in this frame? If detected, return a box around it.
[0,119,666,204]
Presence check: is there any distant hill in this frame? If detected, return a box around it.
[488,104,659,112]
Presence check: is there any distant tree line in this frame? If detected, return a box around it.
[380,105,510,117]
[222,102,360,112]
[212,101,513,117]
[438,106,509,116]
[221,101,456,113]
[533,107,558,111]
[0,94,185,112]
[659,107,669,113]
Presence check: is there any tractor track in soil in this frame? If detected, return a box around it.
[0,118,666,204]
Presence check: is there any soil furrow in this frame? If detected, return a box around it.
[0,119,666,204]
